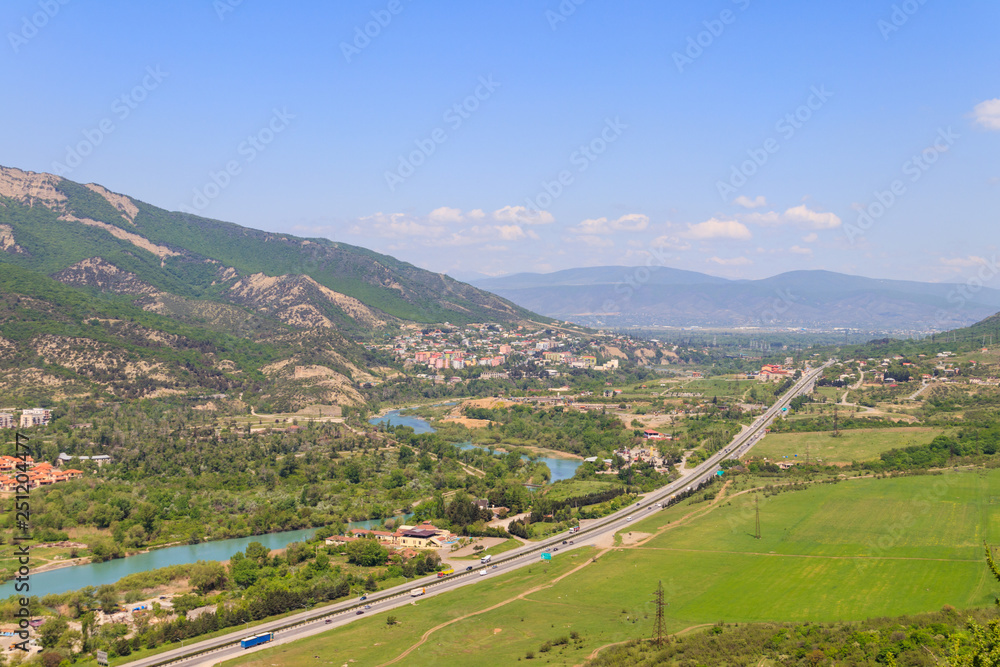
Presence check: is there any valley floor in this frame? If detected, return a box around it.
[220,466,1000,666]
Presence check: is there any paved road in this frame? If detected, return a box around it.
[129,361,834,667]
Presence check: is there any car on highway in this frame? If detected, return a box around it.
[479,569,487,576]
[325,619,332,624]
[569,540,574,544]
[625,516,632,521]
[562,540,567,544]
[356,610,364,615]
[364,605,371,610]
[466,566,473,571]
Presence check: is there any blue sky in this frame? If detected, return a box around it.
[3,0,998,282]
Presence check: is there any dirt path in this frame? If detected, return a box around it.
[376,548,611,667]
[458,461,486,478]
[907,381,933,401]
[577,639,633,665]
[572,622,716,666]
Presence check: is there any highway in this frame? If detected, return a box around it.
[129,360,833,667]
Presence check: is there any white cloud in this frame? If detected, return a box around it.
[789,245,812,255]
[973,99,1000,130]
[733,195,767,209]
[577,235,615,248]
[683,218,752,240]
[492,205,555,225]
[742,211,781,225]
[428,206,465,224]
[356,206,545,247]
[650,235,691,250]
[569,213,649,235]
[357,212,446,239]
[707,256,752,266]
[802,232,818,243]
[572,217,612,235]
[497,225,527,241]
[782,204,841,229]
[613,213,650,231]
[742,204,841,230]
[940,255,989,268]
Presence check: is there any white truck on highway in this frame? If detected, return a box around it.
[480,554,492,564]
[410,588,426,597]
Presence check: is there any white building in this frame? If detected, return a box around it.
[19,408,52,428]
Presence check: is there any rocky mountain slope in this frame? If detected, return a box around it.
[0,165,536,409]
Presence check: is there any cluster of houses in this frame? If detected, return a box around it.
[385,323,625,374]
[411,350,508,370]
[0,457,83,491]
[0,408,52,429]
[324,521,458,553]
[582,444,672,475]
[754,364,792,381]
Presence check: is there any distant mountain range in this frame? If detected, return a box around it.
[471,266,1000,331]
[0,165,538,409]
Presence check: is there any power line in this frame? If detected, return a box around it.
[653,580,667,647]
[754,494,761,540]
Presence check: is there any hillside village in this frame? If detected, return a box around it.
[380,324,665,381]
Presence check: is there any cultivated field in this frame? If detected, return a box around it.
[225,469,1000,666]
[751,427,948,464]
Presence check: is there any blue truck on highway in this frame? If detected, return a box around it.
[240,632,273,649]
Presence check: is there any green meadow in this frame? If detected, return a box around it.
[225,468,1000,666]
[752,426,948,464]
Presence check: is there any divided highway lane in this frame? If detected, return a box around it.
[133,360,834,666]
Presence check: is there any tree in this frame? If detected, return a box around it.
[38,617,67,649]
[397,445,415,465]
[344,538,388,567]
[40,653,63,667]
[97,585,118,614]
[230,556,260,589]
[172,593,202,618]
[385,468,407,489]
[245,541,271,563]
[508,519,529,539]
[189,560,227,595]
[113,636,132,656]
[951,542,1000,665]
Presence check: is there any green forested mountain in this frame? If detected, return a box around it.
[0,165,537,408]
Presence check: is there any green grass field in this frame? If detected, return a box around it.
[752,427,948,463]
[542,479,620,502]
[225,468,1000,666]
[452,538,522,561]
[221,552,593,667]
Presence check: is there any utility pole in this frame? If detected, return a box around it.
[653,580,667,647]
[833,404,839,438]
[754,494,761,540]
